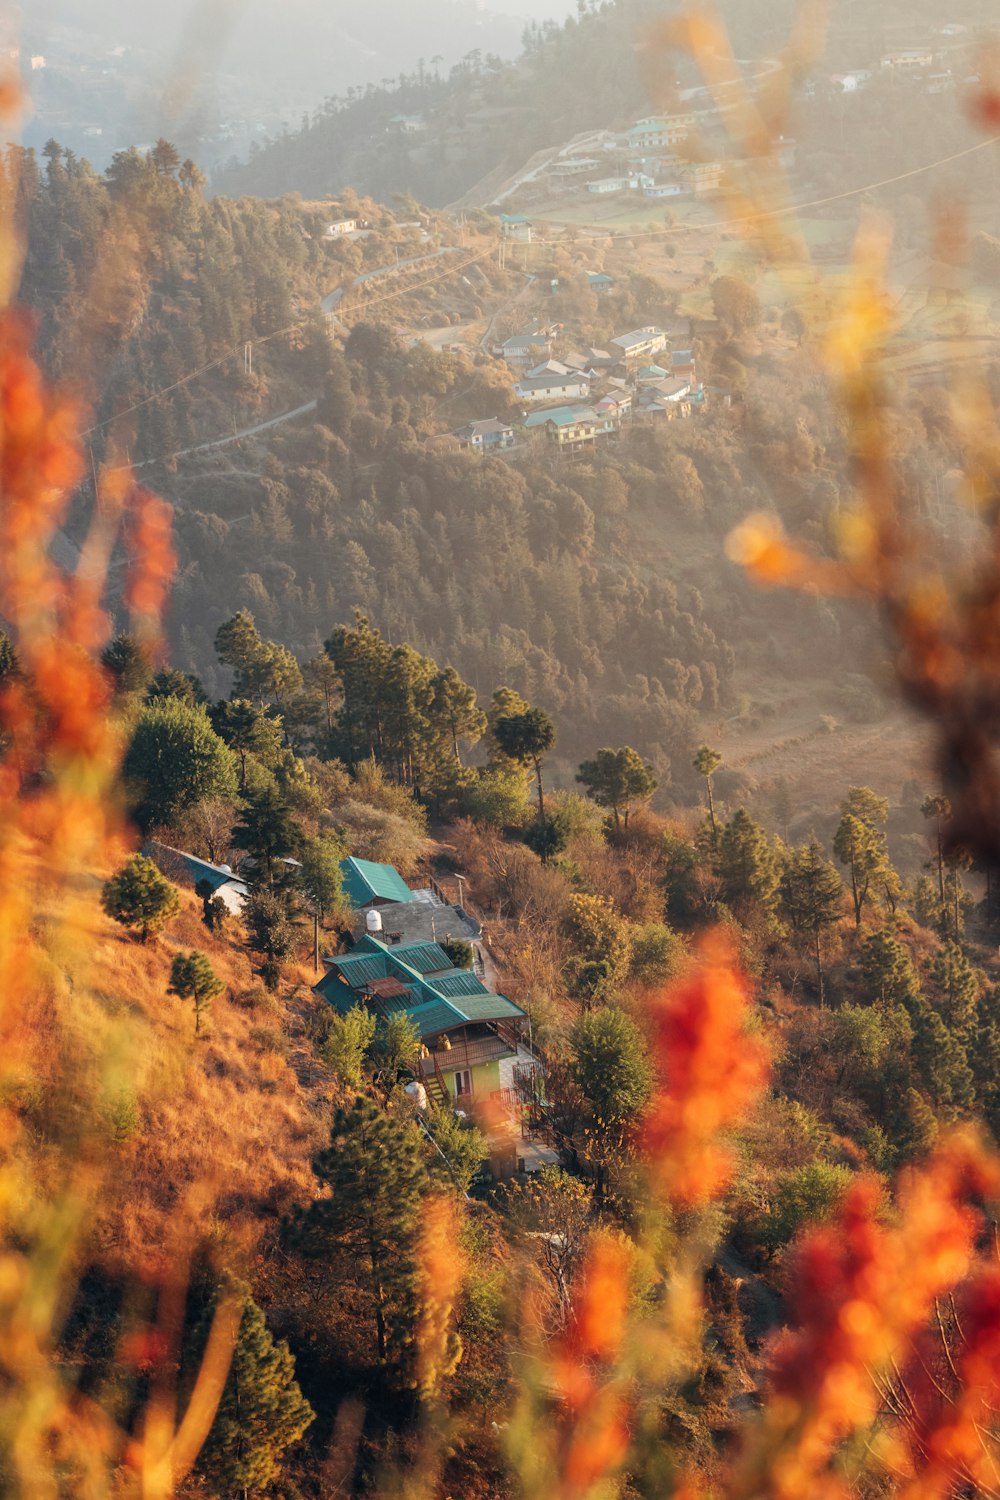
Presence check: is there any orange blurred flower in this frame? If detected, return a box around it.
[644,934,769,1209]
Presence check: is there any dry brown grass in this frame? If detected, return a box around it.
[10,837,326,1274]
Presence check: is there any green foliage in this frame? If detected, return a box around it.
[562,893,633,1000]
[101,633,151,696]
[576,745,657,830]
[323,1004,377,1090]
[167,950,224,1034]
[123,700,239,835]
[243,891,296,989]
[101,855,180,943]
[232,785,301,883]
[195,1286,314,1497]
[629,923,685,987]
[215,610,303,708]
[424,1103,489,1194]
[833,787,891,930]
[570,1005,652,1196]
[859,928,920,1005]
[717,808,779,919]
[460,764,531,829]
[294,1098,427,1362]
[372,1013,422,1101]
[441,939,473,971]
[779,837,843,1004]
[297,830,346,919]
[211,698,284,790]
[756,1162,854,1254]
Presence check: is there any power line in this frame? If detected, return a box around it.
[78,243,498,442]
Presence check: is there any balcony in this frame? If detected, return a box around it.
[420,1032,515,1076]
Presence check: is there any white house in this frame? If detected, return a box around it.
[588,177,628,195]
[324,219,357,237]
[515,372,591,402]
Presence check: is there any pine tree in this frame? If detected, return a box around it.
[294,1099,426,1362]
[167,950,224,1034]
[101,855,180,943]
[576,746,657,830]
[693,744,722,840]
[929,941,980,1044]
[196,1287,314,1498]
[859,926,920,1005]
[780,838,844,1006]
[832,787,890,930]
[717,808,780,920]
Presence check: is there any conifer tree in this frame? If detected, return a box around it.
[576,746,657,830]
[101,855,180,943]
[717,808,780,920]
[294,1098,426,1362]
[693,744,722,840]
[833,787,890,930]
[929,941,980,1045]
[780,838,844,1006]
[195,1287,314,1498]
[167,950,224,1035]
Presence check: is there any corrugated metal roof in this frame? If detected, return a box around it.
[428,972,492,999]
[339,857,413,907]
[333,952,390,986]
[458,993,526,1023]
[392,941,453,976]
[404,996,468,1037]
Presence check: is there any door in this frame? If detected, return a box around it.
[453,1069,473,1100]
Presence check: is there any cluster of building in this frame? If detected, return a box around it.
[542,115,728,203]
[451,314,728,457]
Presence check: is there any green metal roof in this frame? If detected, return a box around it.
[390,941,453,976]
[429,972,492,999]
[339,857,413,907]
[333,952,391,986]
[317,930,526,1042]
[458,992,526,1023]
[404,996,469,1037]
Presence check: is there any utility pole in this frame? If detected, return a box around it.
[243,342,252,377]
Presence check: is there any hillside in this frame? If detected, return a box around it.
[211,0,983,208]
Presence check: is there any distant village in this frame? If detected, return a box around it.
[444,307,731,459]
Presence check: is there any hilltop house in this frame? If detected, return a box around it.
[627,113,696,151]
[515,371,590,403]
[453,418,516,452]
[587,177,628,195]
[587,272,615,294]
[324,218,357,238]
[637,376,694,418]
[523,404,616,449]
[144,842,249,913]
[678,161,724,194]
[500,331,552,367]
[611,326,668,362]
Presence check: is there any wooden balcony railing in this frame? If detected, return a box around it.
[420,1033,514,1075]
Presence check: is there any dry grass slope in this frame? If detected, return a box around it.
[10,839,326,1273]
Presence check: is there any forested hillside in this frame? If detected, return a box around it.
[8,140,945,800]
[211,0,974,206]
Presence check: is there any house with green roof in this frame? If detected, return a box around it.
[315,932,537,1108]
[523,405,616,449]
[339,857,414,908]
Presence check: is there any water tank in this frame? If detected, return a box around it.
[218,864,232,876]
[404,1081,428,1111]
[366,908,384,934]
